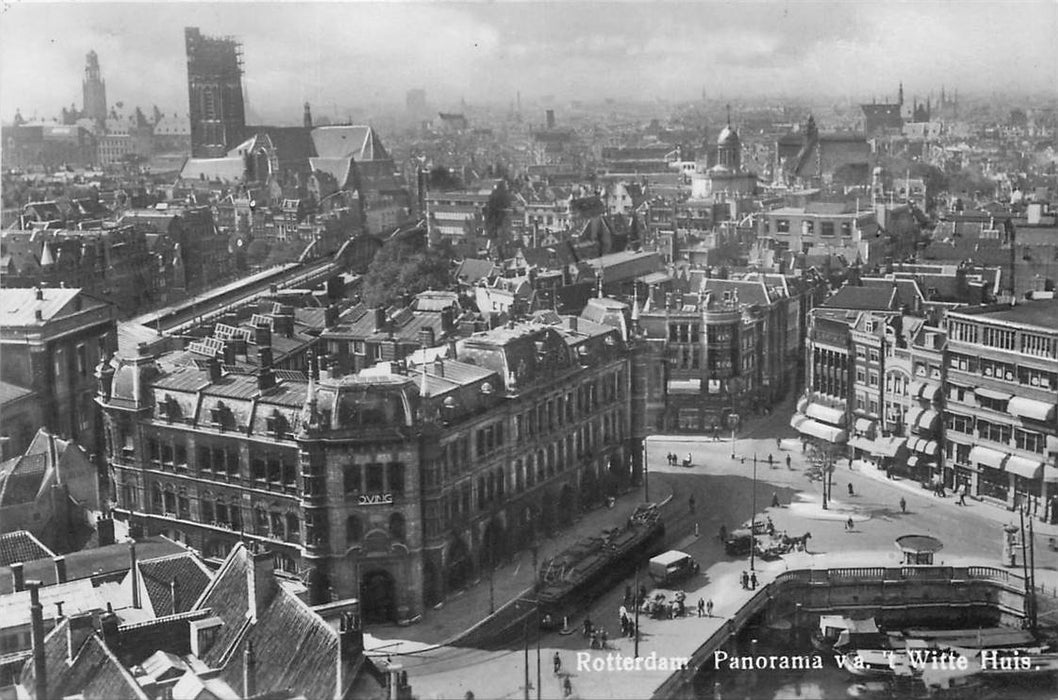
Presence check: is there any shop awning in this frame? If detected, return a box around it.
[1005,455,1044,480]
[796,418,848,443]
[872,436,907,458]
[1008,397,1057,422]
[907,455,920,468]
[916,410,940,431]
[969,445,1008,470]
[907,408,925,428]
[910,438,940,455]
[790,413,808,429]
[918,382,942,401]
[1044,467,1058,484]
[854,418,876,434]
[797,397,809,414]
[975,387,1012,402]
[849,436,874,452]
[908,380,926,398]
[667,379,701,394]
[805,402,845,426]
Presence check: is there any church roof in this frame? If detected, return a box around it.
[717,125,739,147]
[311,125,391,162]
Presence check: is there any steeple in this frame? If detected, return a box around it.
[303,102,313,129]
[898,82,904,106]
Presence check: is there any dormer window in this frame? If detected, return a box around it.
[210,402,233,431]
[264,409,287,438]
[157,394,179,422]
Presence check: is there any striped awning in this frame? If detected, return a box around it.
[910,438,940,455]
[918,382,942,401]
[797,397,809,414]
[969,445,1007,470]
[907,455,920,468]
[1044,467,1058,484]
[916,410,940,431]
[1008,397,1056,422]
[805,402,845,426]
[907,408,925,428]
[849,436,874,452]
[790,413,809,429]
[1006,455,1044,480]
[908,380,926,398]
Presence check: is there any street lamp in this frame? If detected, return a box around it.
[728,412,740,460]
[750,454,758,572]
[642,442,649,502]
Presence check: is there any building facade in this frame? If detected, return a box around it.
[98,317,634,622]
[185,26,246,158]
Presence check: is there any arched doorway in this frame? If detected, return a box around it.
[445,537,473,591]
[360,569,397,623]
[558,485,575,526]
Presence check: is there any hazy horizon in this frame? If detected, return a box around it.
[2,1,1056,125]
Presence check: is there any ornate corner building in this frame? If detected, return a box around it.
[97,316,637,622]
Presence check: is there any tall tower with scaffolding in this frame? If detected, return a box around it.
[185,26,246,158]
[82,50,107,126]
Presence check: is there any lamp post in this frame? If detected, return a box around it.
[728,412,740,461]
[750,454,758,572]
[642,442,649,502]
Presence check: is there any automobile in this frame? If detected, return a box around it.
[724,529,755,556]
[648,550,700,586]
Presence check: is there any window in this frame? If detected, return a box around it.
[977,394,1009,413]
[821,222,835,237]
[776,219,790,233]
[946,413,974,434]
[201,499,214,522]
[1016,429,1045,454]
[981,326,1016,351]
[197,446,212,470]
[252,458,267,481]
[977,420,1012,445]
[344,463,362,494]
[841,221,852,237]
[285,514,299,542]
[76,344,89,377]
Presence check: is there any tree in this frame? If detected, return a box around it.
[360,237,454,308]
[482,182,511,239]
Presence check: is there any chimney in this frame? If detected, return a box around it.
[129,542,141,609]
[207,356,223,383]
[373,307,387,332]
[247,550,276,623]
[96,516,115,546]
[29,582,47,700]
[66,612,94,663]
[433,357,445,378]
[11,562,25,592]
[223,341,236,366]
[244,640,257,697]
[418,327,436,348]
[99,604,119,651]
[170,578,179,615]
[339,611,364,661]
[56,601,64,619]
[35,287,44,300]
[441,306,455,332]
[274,312,295,339]
[447,338,458,360]
[569,316,579,333]
[324,304,339,328]
[53,556,67,584]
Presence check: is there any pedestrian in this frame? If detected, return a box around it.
[750,572,757,589]
[786,454,792,470]
[959,491,967,506]
[583,616,592,638]
[694,522,700,538]
[563,676,573,698]
[697,598,705,617]
[600,629,608,649]
[553,652,562,675]
[847,483,854,496]
[766,517,775,536]
[707,599,714,616]
[689,495,696,513]
[741,571,749,589]
[619,605,627,622]
[846,517,854,531]
[466,692,475,700]
[776,437,782,450]
[900,497,907,513]
[768,453,774,466]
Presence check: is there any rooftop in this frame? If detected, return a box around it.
[947,299,1058,330]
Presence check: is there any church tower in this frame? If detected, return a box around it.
[82,50,107,125]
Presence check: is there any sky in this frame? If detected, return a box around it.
[1,1,1056,125]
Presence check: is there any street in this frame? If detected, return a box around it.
[370,420,1058,699]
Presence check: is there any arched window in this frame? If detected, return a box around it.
[389,513,406,541]
[151,484,163,512]
[254,507,268,535]
[346,515,362,545]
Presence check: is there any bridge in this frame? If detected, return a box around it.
[652,563,1034,699]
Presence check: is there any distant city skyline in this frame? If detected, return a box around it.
[1,1,1055,125]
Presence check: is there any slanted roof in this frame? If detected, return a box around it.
[0,379,35,406]
[0,287,97,327]
[135,552,212,616]
[822,285,900,312]
[311,125,390,161]
[179,155,246,183]
[0,530,54,567]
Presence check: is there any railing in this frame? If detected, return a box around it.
[652,564,1030,700]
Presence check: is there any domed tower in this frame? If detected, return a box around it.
[715,106,741,170]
